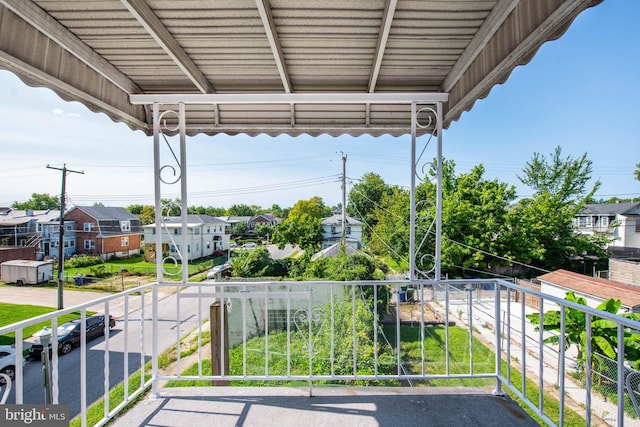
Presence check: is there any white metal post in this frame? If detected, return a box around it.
[409,102,417,280]
[151,103,161,397]
[435,102,443,281]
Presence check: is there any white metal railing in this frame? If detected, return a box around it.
[1,279,640,426]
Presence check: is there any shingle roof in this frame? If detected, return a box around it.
[579,202,640,216]
[75,206,138,221]
[538,269,640,308]
[322,214,363,226]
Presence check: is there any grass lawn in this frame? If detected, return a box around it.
[0,302,91,345]
[168,324,584,426]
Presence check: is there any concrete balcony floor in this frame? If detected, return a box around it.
[110,386,539,427]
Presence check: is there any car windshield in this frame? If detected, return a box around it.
[56,322,79,335]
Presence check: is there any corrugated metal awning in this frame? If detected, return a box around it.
[0,0,603,137]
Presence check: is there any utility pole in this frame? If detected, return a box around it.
[341,153,347,248]
[47,164,84,310]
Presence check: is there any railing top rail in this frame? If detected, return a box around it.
[0,283,155,335]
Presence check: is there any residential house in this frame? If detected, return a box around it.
[538,269,640,313]
[574,202,640,252]
[65,206,143,260]
[37,215,76,260]
[320,213,363,250]
[143,214,230,262]
[0,209,55,247]
[248,214,279,229]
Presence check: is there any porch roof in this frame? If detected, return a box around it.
[0,0,602,138]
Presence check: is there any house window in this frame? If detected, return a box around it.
[37,223,43,232]
[170,244,177,253]
[121,236,129,247]
[173,229,181,235]
[636,220,640,233]
[331,226,336,234]
[66,223,73,231]
[206,227,210,233]
[84,240,95,250]
[346,226,351,235]
[83,222,94,232]
[121,220,131,232]
[195,228,200,235]
[600,216,609,228]
[69,240,75,247]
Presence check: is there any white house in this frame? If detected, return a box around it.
[538,269,640,313]
[320,213,363,250]
[143,215,230,262]
[574,202,640,250]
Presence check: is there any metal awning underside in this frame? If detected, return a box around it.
[0,0,602,137]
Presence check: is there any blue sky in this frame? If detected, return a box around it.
[1,0,638,210]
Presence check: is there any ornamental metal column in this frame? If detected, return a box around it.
[409,102,443,281]
[151,101,188,396]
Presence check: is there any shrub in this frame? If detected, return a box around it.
[65,255,103,269]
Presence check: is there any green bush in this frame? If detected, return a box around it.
[65,255,103,268]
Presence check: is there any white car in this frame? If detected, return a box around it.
[0,345,18,385]
[242,242,257,249]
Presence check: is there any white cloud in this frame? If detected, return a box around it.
[51,108,64,115]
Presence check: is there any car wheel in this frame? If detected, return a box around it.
[60,342,73,355]
[0,365,15,384]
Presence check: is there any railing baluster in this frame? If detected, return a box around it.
[538,297,544,414]
[559,306,566,427]
[586,314,592,427]
[617,322,624,426]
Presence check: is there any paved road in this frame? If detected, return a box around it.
[2,286,211,419]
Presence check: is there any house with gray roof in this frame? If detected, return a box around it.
[65,206,143,260]
[143,214,229,262]
[320,213,363,250]
[574,202,640,251]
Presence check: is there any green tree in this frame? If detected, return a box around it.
[229,247,271,277]
[272,212,323,252]
[11,193,60,210]
[347,173,394,242]
[232,221,249,235]
[507,146,606,271]
[272,197,329,252]
[368,187,410,261]
[227,204,257,216]
[635,162,640,181]
[254,223,274,238]
[518,146,600,203]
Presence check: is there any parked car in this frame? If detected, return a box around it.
[229,242,238,248]
[28,315,116,359]
[242,242,258,249]
[0,345,20,385]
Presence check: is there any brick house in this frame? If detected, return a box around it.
[65,206,143,260]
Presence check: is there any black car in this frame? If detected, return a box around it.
[29,315,116,359]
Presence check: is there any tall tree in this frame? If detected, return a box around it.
[227,204,257,216]
[271,197,327,251]
[518,146,600,203]
[508,146,606,271]
[347,173,394,243]
[635,162,640,182]
[11,193,60,210]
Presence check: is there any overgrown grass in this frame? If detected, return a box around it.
[0,302,92,345]
[167,324,584,426]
